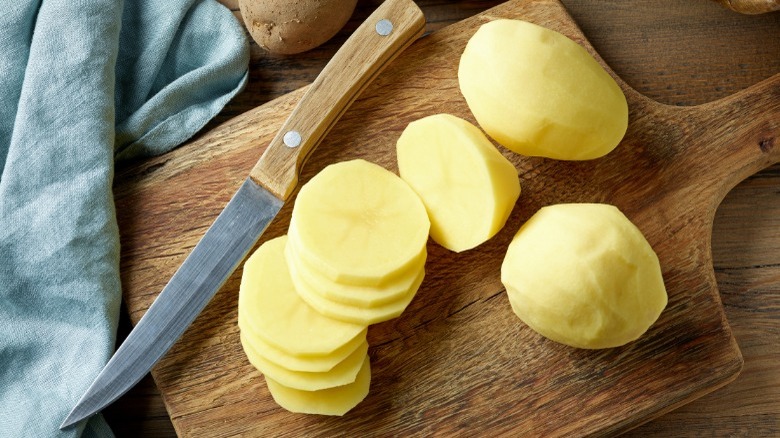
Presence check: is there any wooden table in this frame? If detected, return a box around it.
[104,0,780,435]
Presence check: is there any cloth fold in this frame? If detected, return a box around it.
[0,0,249,436]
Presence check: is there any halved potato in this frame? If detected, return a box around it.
[238,313,367,372]
[397,114,520,252]
[241,332,368,391]
[266,356,371,416]
[289,159,429,287]
[286,237,426,308]
[238,236,366,356]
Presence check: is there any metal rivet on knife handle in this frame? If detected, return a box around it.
[283,130,302,148]
[376,19,393,36]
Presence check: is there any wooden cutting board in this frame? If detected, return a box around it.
[113,0,780,435]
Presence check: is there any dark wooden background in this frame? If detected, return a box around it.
[105,0,780,435]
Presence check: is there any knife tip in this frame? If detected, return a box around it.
[59,415,79,430]
[59,405,90,430]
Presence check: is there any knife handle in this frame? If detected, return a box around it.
[248,0,426,201]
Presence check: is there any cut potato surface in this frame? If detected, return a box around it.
[292,265,424,325]
[238,313,367,372]
[238,235,366,356]
[501,203,667,349]
[397,114,520,252]
[241,331,368,391]
[266,356,371,416]
[459,19,628,160]
[290,159,430,287]
[286,238,426,307]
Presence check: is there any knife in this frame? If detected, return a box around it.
[61,0,425,428]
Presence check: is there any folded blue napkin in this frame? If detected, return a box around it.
[0,0,249,436]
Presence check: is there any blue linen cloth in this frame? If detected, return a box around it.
[0,0,249,436]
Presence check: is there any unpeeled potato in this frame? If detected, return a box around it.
[239,0,358,55]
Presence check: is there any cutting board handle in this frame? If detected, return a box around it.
[248,0,425,200]
[677,73,780,204]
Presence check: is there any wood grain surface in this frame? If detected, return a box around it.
[105,0,780,436]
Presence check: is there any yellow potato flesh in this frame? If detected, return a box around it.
[238,236,366,356]
[241,331,368,391]
[396,114,520,252]
[285,237,426,307]
[266,356,371,416]
[292,263,424,325]
[458,19,628,160]
[501,204,667,349]
[290,159,430,287]
[238,313,367,372]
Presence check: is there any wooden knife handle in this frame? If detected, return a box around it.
[249,0,426,200]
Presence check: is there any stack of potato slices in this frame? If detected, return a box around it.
[286,160,429,325]
[238,159,430,415]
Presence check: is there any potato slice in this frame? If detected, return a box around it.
[241,332,368,391]
[289,159,429,287]
[238,313,367,372]
[459,19,628,160]
[396,114,520,252]
[292,264,424,325]
[238,235,366,356]
[501,203,667,349]
[286,236,426,307]
[266,356,371,416]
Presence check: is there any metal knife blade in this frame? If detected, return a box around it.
[61,179,281,428]
[61,0,425,429]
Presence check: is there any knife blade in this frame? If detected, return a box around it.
[61,0,425,428]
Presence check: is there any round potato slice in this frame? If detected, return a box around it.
[238,235,366,356]
[292,266,424,325]
[397,114,520,252]
[285,237,426,308]
[238,313,367,373]
[241,332,368,391]
[289,159,429,287]
[266,356,371,416]
[501,203,667,349]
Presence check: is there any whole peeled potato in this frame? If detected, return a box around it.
[501,204,667,349]
[239,0,358,55]
[459,20,628,160]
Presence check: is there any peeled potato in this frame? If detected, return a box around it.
[238,236,366,356]
[286,231,426,308]
[291,259,424,325]
[290,159,430,287]
[501,204,667,349]
[397,114,520,252]
[239,0,357,55]
[266,356,371,416]
[238,313,367,373]
[459,19,628,160]
[241,332,367,391]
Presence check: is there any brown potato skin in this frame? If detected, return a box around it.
[713,0,779,14]
[239,0,358,55]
